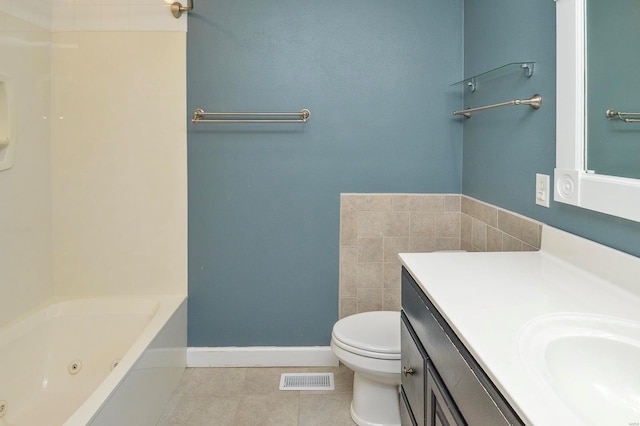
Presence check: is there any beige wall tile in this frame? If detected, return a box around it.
[339,247,357,298]
[410,238,436,252]
[346,194,393,211]
[502,233,524,251]
[435,238,461,251]
[436,212,461,238]
[461,196,472,215]
[357,288,383,312]
[521,221,542,248]
[497,210,522,239]
[383,289,401,312]
[411,194,444,211]
[356,211,384,237]
[339,193,542,318]
[497,210,542,248]
[340,194,357,210]
[357,262,384,288]
[339,298,357,319]
[392,194,413,211]
[461,213,472,245]
[357,238,383,262]
[486,227,503,252]
[383,237,410,262]
[444,195,461,212]
[410,212,436,237]
[462,197,498,227]
[383,211,411,237]
[339,208,357,246]
[476,200,498,227]
[472,218,487,251]
[383,262,402,288]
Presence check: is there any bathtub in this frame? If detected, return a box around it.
[0,296,186,426]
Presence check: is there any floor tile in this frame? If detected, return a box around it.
[157,366,356,425]
[178,367,248,397]
[233,392,300,426]
[242,367,299,395]
[299,393,356,426]
[157,395,240,426]
[302,365,354,395]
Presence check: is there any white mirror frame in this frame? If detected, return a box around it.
[554,0,640,222]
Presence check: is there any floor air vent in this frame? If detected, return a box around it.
[279,373,335,391]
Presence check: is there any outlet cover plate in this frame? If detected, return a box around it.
[536,173,550,208]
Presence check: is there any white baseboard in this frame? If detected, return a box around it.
[187,346,339,368]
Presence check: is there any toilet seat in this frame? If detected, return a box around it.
[332,311,400,360]
[331,311,402,426]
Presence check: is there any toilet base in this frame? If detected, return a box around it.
[350,372,401,426]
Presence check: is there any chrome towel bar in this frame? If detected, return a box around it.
[453,94,542,119]
[191,108,311,124]
[606,109,640,123]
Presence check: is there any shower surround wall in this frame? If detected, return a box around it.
[339,194,542,318]
[0,10,52,327]
[51,31,187,297]
[0,1,187,327]
[49,1,188,297]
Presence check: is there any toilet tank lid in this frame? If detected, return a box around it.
[332,311,400,354]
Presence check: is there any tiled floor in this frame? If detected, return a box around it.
[157,366,357,426]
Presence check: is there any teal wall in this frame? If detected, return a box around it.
[188,0,640,348]
[187,0,463,346]
[462,0,640,256]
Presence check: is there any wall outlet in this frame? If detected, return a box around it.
[535,173,550,208]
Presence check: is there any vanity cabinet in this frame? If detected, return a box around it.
[402,312,464,426]
[400,266,524,426]
[400,315,425,425]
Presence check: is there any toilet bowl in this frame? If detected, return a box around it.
[331,311,401,426]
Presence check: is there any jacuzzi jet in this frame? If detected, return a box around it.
[0,400,7,417]
[111,359,120,371]
[68,360,82,375]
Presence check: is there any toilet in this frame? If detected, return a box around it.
[331,311,401,426]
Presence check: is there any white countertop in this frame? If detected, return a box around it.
[399,226,640,425]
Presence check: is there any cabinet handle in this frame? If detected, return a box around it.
[403,366,415,377]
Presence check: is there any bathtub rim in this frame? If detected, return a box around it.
[0,294,186,426]
[63,294,186,426]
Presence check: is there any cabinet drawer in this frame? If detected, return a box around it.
[401,313,425,426]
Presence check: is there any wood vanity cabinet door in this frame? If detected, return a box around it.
[401,389,418,426]
[401,313,426,426]
[426,361,467,426]
[401,267,524,426]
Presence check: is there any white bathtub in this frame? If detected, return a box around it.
[0,296,186,426]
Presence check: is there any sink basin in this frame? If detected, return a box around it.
[519,314,640,425]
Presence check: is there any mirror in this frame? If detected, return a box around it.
[554,0,640,222]
[585,0,640,179]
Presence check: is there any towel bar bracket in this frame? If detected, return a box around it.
[171,0,194,19]
[606,108,640,123]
